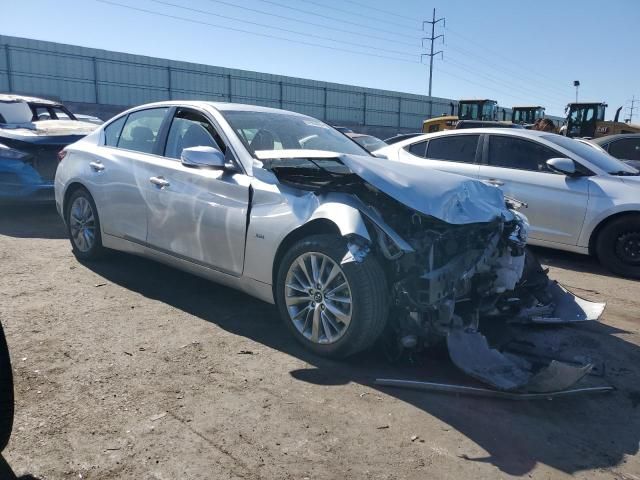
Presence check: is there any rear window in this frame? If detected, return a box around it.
[426,135,479,163]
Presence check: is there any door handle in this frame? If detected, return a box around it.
[149,176,170,188]
[89,161,105,172]
[486,178,504,186]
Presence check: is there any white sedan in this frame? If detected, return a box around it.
[376,128,640,278]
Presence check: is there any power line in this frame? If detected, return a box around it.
[443,58,566,107]
[444,26,573,97]
[297,0,420,30]
[94,0,420,64]
[201,0,419,48]
[148,0,416,57]
[437,67,555,110]
[341,0,418,23]
[444,42,570,100]
[443,56,567,104]
[253,0,418,40]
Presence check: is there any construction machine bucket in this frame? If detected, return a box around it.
[447,329,593,393]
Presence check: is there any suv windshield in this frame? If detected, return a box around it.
[221,110,369,158]
[543,134,639,175]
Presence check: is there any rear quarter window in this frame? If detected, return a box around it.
[104,116,127,147]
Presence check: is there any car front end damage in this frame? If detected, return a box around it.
[259,150,606,394]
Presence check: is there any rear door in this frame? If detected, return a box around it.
[95,107,170,242]
[145,107,250,276]
[477,134,589,245]
[399,134,481,179]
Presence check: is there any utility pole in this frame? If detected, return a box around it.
[422,9,445,119]
[573,80,580,103]
[625,95,638,123]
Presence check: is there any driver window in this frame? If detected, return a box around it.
[164,109,226,160]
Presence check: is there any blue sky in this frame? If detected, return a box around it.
[4,0,639,118]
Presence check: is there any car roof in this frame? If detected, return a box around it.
[0,93,61,106]
[415,128,552,139]
[125,100,310,117]
[591,133,640,145]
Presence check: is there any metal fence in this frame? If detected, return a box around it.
[0,35,562,132]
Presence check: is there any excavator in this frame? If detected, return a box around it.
[563,102,640,138]
[422,99,498,133]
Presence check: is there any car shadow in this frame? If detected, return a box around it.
[530,245,625,279]
[81,251,640,477]
[0,455,40,480]
[0,205,66,240]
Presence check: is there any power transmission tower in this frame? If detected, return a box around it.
[625,95,638,123]
[422,8,445,119]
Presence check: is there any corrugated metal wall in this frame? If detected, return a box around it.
[0,35,563,130]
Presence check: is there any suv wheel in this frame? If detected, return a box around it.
[596,215,640,279]
[276,234,389,358]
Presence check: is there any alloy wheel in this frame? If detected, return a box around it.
[284,252,353,344]
[69,196,96,253]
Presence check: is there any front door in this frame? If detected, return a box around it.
[478,134,589,245]
[145,108,250,276]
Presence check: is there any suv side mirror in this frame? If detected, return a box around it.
[181,146,226,168]
[546,157,577,176]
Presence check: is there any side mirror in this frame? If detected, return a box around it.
[181,146,226,169]
[546,157,577,176]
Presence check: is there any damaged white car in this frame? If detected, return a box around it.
[55,102,605,393]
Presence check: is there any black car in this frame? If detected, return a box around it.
[590,133,640,170]
[384,132,423,145]
[0,94,97,203]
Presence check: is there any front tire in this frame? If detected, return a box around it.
[276,234,389,358]
[595,215,640,279]
[65,188,105,261]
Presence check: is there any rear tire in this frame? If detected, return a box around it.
[65,188,105,261]
[595,215,640,279]
[276,234,389,358]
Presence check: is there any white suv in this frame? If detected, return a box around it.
[377,128,640,278]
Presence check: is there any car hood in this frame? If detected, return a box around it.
[255,149,511,225]
[0,119,97,138]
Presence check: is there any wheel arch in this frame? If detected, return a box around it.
[588,210,640,255]
[62,182,90,221]
[271,219,342,296]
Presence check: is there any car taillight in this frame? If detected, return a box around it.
[57,150,68,163]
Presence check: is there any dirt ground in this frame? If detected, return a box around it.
[1,205,639,480]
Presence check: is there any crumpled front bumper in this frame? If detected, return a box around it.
[446,280,606,393]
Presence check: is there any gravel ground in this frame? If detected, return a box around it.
[1,205,639,480]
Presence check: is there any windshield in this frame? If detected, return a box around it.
[221,110,370,158]
[543,134,639,175]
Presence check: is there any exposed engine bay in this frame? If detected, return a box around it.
[260,152,607,394]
